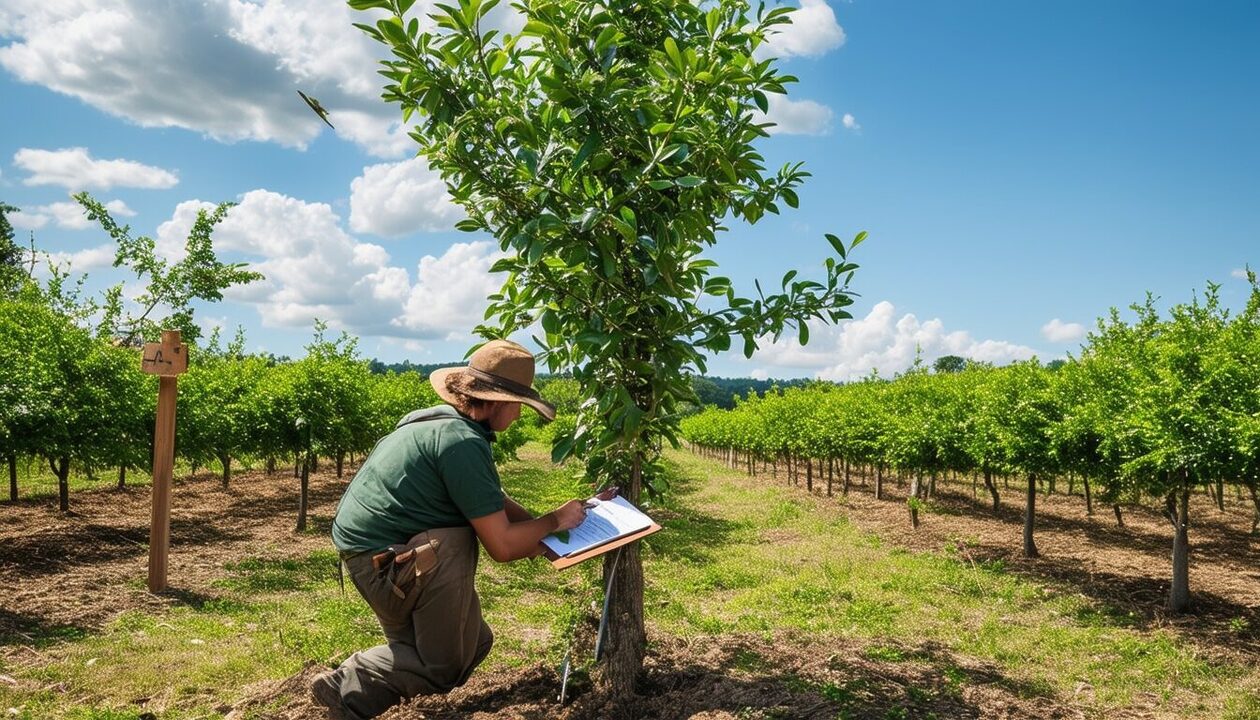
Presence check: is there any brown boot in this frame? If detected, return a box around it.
[310,670,348,720]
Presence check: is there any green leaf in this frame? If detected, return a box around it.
[798,322,809,345]
[551,434,575,463]
[594,24,619,54]
[664,37,684,73]
[675,176,703,187]
[647,179,674,190]
[572,132,599,170]
[377,16,408,47]
[454,219,481,232]
[851,230,868,251]
[753,91,768,114]
[347,0,393,10]
[825,233,846,259]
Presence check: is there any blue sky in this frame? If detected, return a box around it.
[1,0,1256,380]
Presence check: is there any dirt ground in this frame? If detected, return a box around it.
[1,456,1257,719]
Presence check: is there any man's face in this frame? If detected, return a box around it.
[487,401,522,431]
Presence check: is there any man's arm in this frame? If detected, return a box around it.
[503,495,534,523]
[469,500,587,563]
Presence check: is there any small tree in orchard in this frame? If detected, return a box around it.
[74,194,263,346]
[352,0,864,694]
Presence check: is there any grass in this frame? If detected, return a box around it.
[2,442,1257,719]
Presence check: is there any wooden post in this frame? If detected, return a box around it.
[141,330,188,593]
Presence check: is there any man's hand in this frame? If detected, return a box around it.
[550,500,587,531]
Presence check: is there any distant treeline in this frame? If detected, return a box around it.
[367,358,811,411]
[692,376,814,409]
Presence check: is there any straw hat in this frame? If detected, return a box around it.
[429,340,556,422]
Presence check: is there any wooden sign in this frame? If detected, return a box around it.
[145,329,188,593]
[141,336,188,376]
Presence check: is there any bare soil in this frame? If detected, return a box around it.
[2,456,1257,719]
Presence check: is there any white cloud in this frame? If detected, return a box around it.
[0,2,341,148]
[154,200,218,263]
[760,0,846,59]
[748,301,1037,381]
[42,244,116,271]
[155,189,500,339]
[395,241,505,337]
[842,113,860,131]
[9,209,49,230]
[35,199,136,229]
[1041,318,1086,343]
[332,110,417,159]
[749,368,770,381]
[349,157,463,237]
[1231,268,1251,280]
[759,95,833,135]
[0,1,520,156]
[13,148,178,190]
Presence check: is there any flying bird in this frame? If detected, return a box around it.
[297,90,335,129]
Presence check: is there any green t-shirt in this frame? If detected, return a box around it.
[331,405,505,553]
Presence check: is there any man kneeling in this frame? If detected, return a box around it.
[313,340,586,719]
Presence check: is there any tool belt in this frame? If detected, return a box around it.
[372,534,441,599]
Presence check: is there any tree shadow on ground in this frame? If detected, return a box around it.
[0,608,89,649]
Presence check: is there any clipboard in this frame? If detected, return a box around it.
[544,522,662,570]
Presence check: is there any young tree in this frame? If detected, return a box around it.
[178,330,269,488]
[74,193,262,346]
[0,202,27,297]
[352,0,864,693]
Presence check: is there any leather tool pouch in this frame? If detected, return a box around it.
[380,536,441,599]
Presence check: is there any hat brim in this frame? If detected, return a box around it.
[429,367,557,422]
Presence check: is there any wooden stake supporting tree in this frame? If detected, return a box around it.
[142,329,188,593]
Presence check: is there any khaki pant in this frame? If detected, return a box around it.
[329,526,493,720]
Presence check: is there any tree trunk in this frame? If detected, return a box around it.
[8,454,16,501]
[909,475,920,529]
[266,457,276,475]
[117,465,127,490]
[875,464,883,501]
[219,452,232,489]
[336,451,345,479]
[1166,483,1191,614]
[983,466,999,512]
[296,453,310,532]
[826,457,833,497]
[600,454,646,698]
[1246,480,1259,535]
[843,459,851,496]
[1215,478,1225,512]
[1083,476,1093,516]
[1113,504,1125,527]
[1023,473,1039,558]
[805,458,813,493]
[927,471,936,500]
[50,456,70,512]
